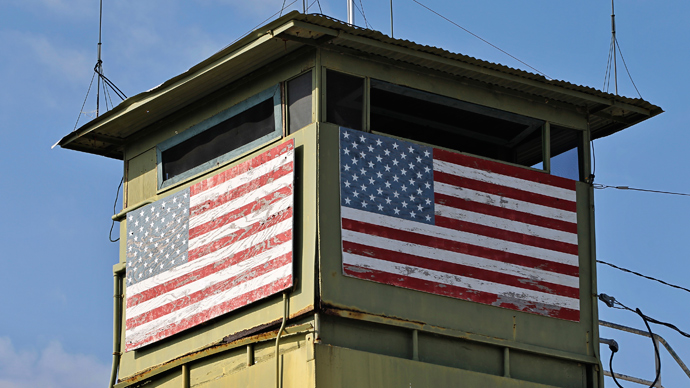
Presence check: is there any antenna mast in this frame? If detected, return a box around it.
[347,0,354,25]
[96,0,103,116]
[611,0,618,95]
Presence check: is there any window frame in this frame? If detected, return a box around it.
[156,85,283,190]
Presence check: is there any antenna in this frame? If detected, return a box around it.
[390,0,394,37]
[611,0,618,95]
[96,0,103,116]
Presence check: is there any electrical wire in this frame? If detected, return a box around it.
[109,177,124,243]
[410,0,552,80]
[593,183,690,197]
[355,0,372,29]
[220,0,299,53]
[599,294,662,388]
[73,71,97,131]
[597,260,690,295]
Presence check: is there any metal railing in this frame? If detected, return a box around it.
[600,320,690,387]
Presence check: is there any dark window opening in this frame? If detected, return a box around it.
[369,80,544,169]
[162,98,275,181]
[326,70,364,131]
[288,71,313,134]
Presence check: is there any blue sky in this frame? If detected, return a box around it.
[1,0,689,386]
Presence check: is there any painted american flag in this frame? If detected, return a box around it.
[339,128,580,321]
[125,140,295,351]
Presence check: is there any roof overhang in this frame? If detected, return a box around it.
[56,12,662,159]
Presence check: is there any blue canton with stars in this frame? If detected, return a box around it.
[339,128,435,224]
[126,188,190,287]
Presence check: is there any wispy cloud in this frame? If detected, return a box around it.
[0,337,110,388]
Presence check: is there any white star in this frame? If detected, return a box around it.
[416,156,422,163]
[352,142,358,149]
[161,217,165,224]
[402,201,408,208]
[385,197,392,204]
[376,155,383,162]
[128,246,132,252]
[408,146,414,153]
[409,194,416,201]
[417,204,424,211]
[377,188,383,195]
[400,152,407,160]
[359,151,366,159]
[344,180,351,188]
[361,184,367,191]
[376,139,382,146]
[352,174,358,181]
[368,161,374,168]
[392,159,399,166]
[384,149,391,156]
[361,200,368,208]
[173,197,177,203]
[394,207,400,215]
[376,172,383,178]
[360,168,367,175]
[183,193,188,198]
[392,143,399,149]
[145,216,150,222]
[176,249,180,255]
[417,188,423,195]
[424,166,431,173]
[345,197,352,205]
[135,221,139,227]
[377,204,384,211]
[343,131,350,139]
[425,182,431,189]
[369,194,375,201]
[385,181,391,188]
[367,145,374,152]
[359,135,366,142]
[150,207,155,213]
[401,184,408,192]
[424,150,430,157]
[393,191,400,198]
[344,165,351,172]
[353,190,360,198]
[369,177,375,184]
[344,148,350,155]
[410,211,416,218]
[425,198,431,205]
[401,168,407,175]
[393,175,399,182]
[417,172,423,179]
[409,178,415,185]
[384,164,391,172]
[409,162,415,169]
[352,158,358,165]
[154,258,159,263]
[426,215,431,221]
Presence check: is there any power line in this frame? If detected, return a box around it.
[598,260,690,295]
[410,0,552,80]
[593,183,690,197]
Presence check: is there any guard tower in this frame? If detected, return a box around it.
[57,12,661,388]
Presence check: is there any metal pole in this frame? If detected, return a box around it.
[347,0,354,25]
[390,0,394,37]
[611,0,618,95]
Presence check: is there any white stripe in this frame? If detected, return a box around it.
[435,181,577,224]
[342,229,579,288]
[188,196,293,251]
[126,264,292,346]
[435,204,578,245]
[433,159,576,202]
[127,218,293,295]
[342,207,578,266]
[190,149,293,208]
[343,253,579,310]
[127,241,292,319]
[189,173,293,228]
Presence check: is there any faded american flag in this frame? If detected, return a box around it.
[339,128,580,321]
[125,140,295,351]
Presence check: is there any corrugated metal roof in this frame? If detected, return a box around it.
[57,11,661,159]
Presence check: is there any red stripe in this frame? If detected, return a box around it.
[188,207,293,261]
[435,192,578,234]
[188,185,293,240]
[344,241,579,298]
[435,170,577,213]
[126,254,292,330]
[435,216,579,255]
[189,161,294,218]
[433,148,577,191]
[190,140,294,196]
[126,275,292,351]
[344,264,579,322]
[342,218,579,277]
[126,230,293,308]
